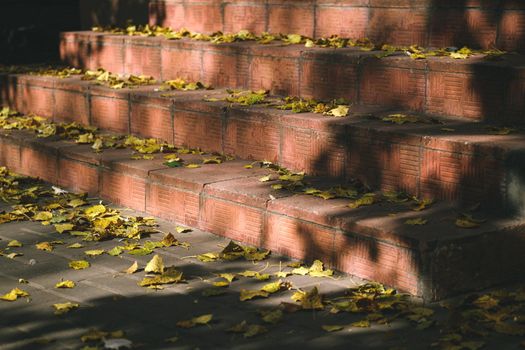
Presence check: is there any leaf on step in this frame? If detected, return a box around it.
[1,287,29,301]
[7,240,22,247]
[412,198,433,211]
[291,287,324,310]
[53,301,79,315]
[107,246,123,256]
[382,113,420,125]
[259,174,272,182]
[348,193,377,209]
[405,218,428,226]
[125,261,139,274]
[322,325,344,332]
[144,254,164,274]
[55,280,76,289]
[176,314,213,328]
[326,105,349,117]
[84,249,105,256]
[175,226,192,234]
[240,289,270,301]
[69,260,90,270]
[55,223,75,233]
[455,214,485,229]
[350,319,371,328]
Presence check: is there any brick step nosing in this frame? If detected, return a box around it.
[1,129,524,300]
[2,73,525,213]
[147,0,525,52]
[59,32,525,122]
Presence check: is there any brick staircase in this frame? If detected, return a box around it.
[1,0,525,301]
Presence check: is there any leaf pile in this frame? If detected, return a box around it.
[197,240,270,262]
[91,25,506,60]
[81,68,156,89]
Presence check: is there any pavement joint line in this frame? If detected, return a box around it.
[0,270,90,306]
[78,279,127,296]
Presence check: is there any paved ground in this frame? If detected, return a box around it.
[0,186,524,350]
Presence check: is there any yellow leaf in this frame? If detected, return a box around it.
[53,301,79,315]
[450,52,469,59]
[175,226,191,234]
[260,309,283,324]
[67,198,87,208]
[348,193,377,209]
[67,243,83,249]
[125,261,139,274]
[218,273,236,283]
[322,325,344,332]
[1,288,29,301]
[138,272,183,287]
[261,280,283,294]
[55,223,75,233]
[55,280,75,289]
[197,252,220,262]
[185,163,201,168]
[243,324,268,338]
[382,113,420,125]
[259,175,272,182]
[144,254,164,274]
[34,211,53,221]
[176,314,213,328]
[7,240,22,247]
[84,204,106,218]
[350,319,370,328]
[69,260,90,270]
[84,249,105,256]
[6,252,22,259]
[107,246,123,256]
[327,105,349,117]
[455,215,484,229]
[291,287,324,309]
[405,218,428,225]
[240,289,270,301]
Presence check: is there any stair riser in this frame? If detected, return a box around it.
[2,131,523,300]
[1,74,521,213]
[148,0,525,52]
[59,33,525,123]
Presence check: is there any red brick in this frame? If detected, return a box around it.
[57,158,99,195]
[87,35,125,73]
[429,9,497,49]
[17,84,54,117]
[360,59,426,111]
[224,3,267,33]
[299,50,360,100]
[262,212,335,263]
[173,110,222,152]
[201,45,250,89]
[498,10,525,51]
[20,147,58,183]
[130,102,173,143]
[199,196,263,246]
[90,95,130,133]
[280,119,346,177]
[150,0,185,27]
[161,42,203,82]
[368,8,429,46]
[60,33,91,68]
[124,37,162,78]
[268,3,315,37]
[315,6,369,38]
[248,47,301,96]
[100,170,146,211]
[146,182,200,226]
[224,109,280,162]
[53,88,89,124]
[182,2,223,33]
[0,139,21,172]
[334,232,419,295]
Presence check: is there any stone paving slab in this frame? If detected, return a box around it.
[1,198,524,350]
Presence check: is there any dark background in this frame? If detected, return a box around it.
[0,0,149,64]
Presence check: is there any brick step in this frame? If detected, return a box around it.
[59,31,525,122]
[2,72,525,214]
[148,0,525,52]
[0,127,523,300]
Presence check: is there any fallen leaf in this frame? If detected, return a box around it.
[350,319,370,328]
[291,287,324,310]
[260,309,283,324]
[405,218,428,226]
[322,325,344,332]
[176,314,213,328]
[7,240,22,247]
[144,254,164,274]
[53,301,79,315]
[125,261,139,274]
[55,223,75,233]
[67,243,84,249]
[5,252,22,259]
[240,289,270,301]
[103,338,133,350]
[84,249,105,256]
[69,260,90,270]
[1,287,29,301]
[55,280,76,289]
[175,226,191,234]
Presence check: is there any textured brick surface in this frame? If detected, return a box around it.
[146,182,200,226]
[101,170,146,211]
[57,158,99,195]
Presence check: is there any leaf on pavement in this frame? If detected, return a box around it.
[69,260,90,270]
